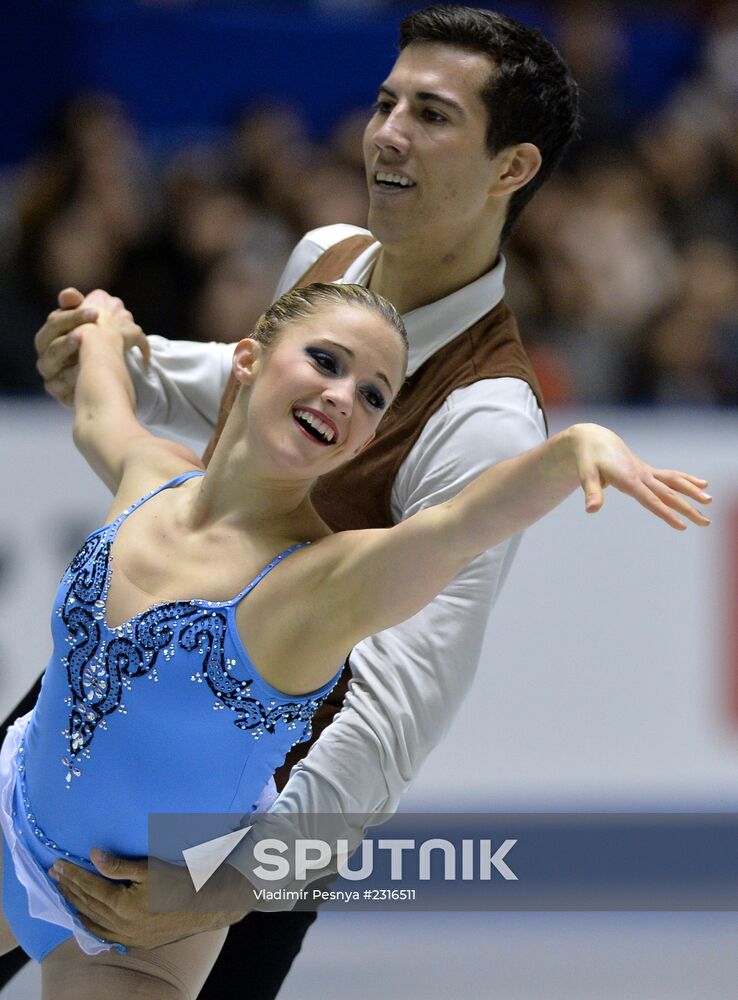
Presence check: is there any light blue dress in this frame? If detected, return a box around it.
[1,472,341,959]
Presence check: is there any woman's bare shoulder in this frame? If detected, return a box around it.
[103,438,204,522]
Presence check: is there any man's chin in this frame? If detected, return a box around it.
[367,206,422,247]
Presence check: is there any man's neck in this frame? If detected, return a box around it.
[367,237,501,315]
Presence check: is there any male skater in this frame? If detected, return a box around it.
[25,7,579,996]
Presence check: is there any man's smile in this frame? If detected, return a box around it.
[372,169,417,193]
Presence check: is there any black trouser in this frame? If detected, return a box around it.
[0,679,316,998]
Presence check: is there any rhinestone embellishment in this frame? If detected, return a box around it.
[55,489,333,787]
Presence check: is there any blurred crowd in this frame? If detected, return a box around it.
[1,3,736,405]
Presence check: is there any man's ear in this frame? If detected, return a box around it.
[488,142,542,199]
[232,338,262,386]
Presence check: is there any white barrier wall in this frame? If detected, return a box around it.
[1,401,736,810]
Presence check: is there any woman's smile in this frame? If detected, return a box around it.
[238,301,406,474]
[291,406,339,445]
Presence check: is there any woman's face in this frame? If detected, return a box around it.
[237,302,407,479]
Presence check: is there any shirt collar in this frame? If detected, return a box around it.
[338,241,507,376]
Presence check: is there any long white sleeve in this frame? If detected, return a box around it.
[232,378,546,890]
[125,337,235,451]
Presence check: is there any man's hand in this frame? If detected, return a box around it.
[49,849,245,949]
[35,287,149,407]
[79,289,150,358]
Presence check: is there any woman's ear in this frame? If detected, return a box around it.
[232,338,262,386]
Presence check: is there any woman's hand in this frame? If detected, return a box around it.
[79,289,150,360]
[567,423,712,530]
[35,287,149,406]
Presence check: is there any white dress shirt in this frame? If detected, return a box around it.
[126,224,546,878]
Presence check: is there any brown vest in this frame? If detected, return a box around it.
[203,236,546,787]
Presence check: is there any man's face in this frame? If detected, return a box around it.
[363,42,499,250]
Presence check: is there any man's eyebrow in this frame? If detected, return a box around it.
[320,339,394,394]
[377,84,465,117]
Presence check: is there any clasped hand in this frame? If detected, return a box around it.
[35,287,149,406]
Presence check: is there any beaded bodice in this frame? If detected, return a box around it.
[19,472,342,862]
[56,482,322,786]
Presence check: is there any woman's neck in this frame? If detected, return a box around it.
[187,409,321,539]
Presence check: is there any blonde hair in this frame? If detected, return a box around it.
[251,282,408,363]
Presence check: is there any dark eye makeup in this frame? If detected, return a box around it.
[305,346,386,411]
[306,347,340,373]
[362,387,386,410]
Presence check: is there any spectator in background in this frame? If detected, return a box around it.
[15,94,151,308]
[554,0,629,156]
[192,252,286,345]
[624,239,738,404]
[0,2,735,404]
[291,161,369,233]
[650,0,737,253]
[230,101,316,226]
[508,151,681,402]
[1,94,152,391]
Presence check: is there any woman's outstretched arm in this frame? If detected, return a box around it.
[427,421,710,553]
[292,425,711,689]
[72,290,200,494]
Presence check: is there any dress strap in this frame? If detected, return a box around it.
[230,542,311,605]
[111,470,205,534]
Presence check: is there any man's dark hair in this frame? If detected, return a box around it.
[399,5,580,244]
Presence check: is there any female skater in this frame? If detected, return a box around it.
[0,285,710,997]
